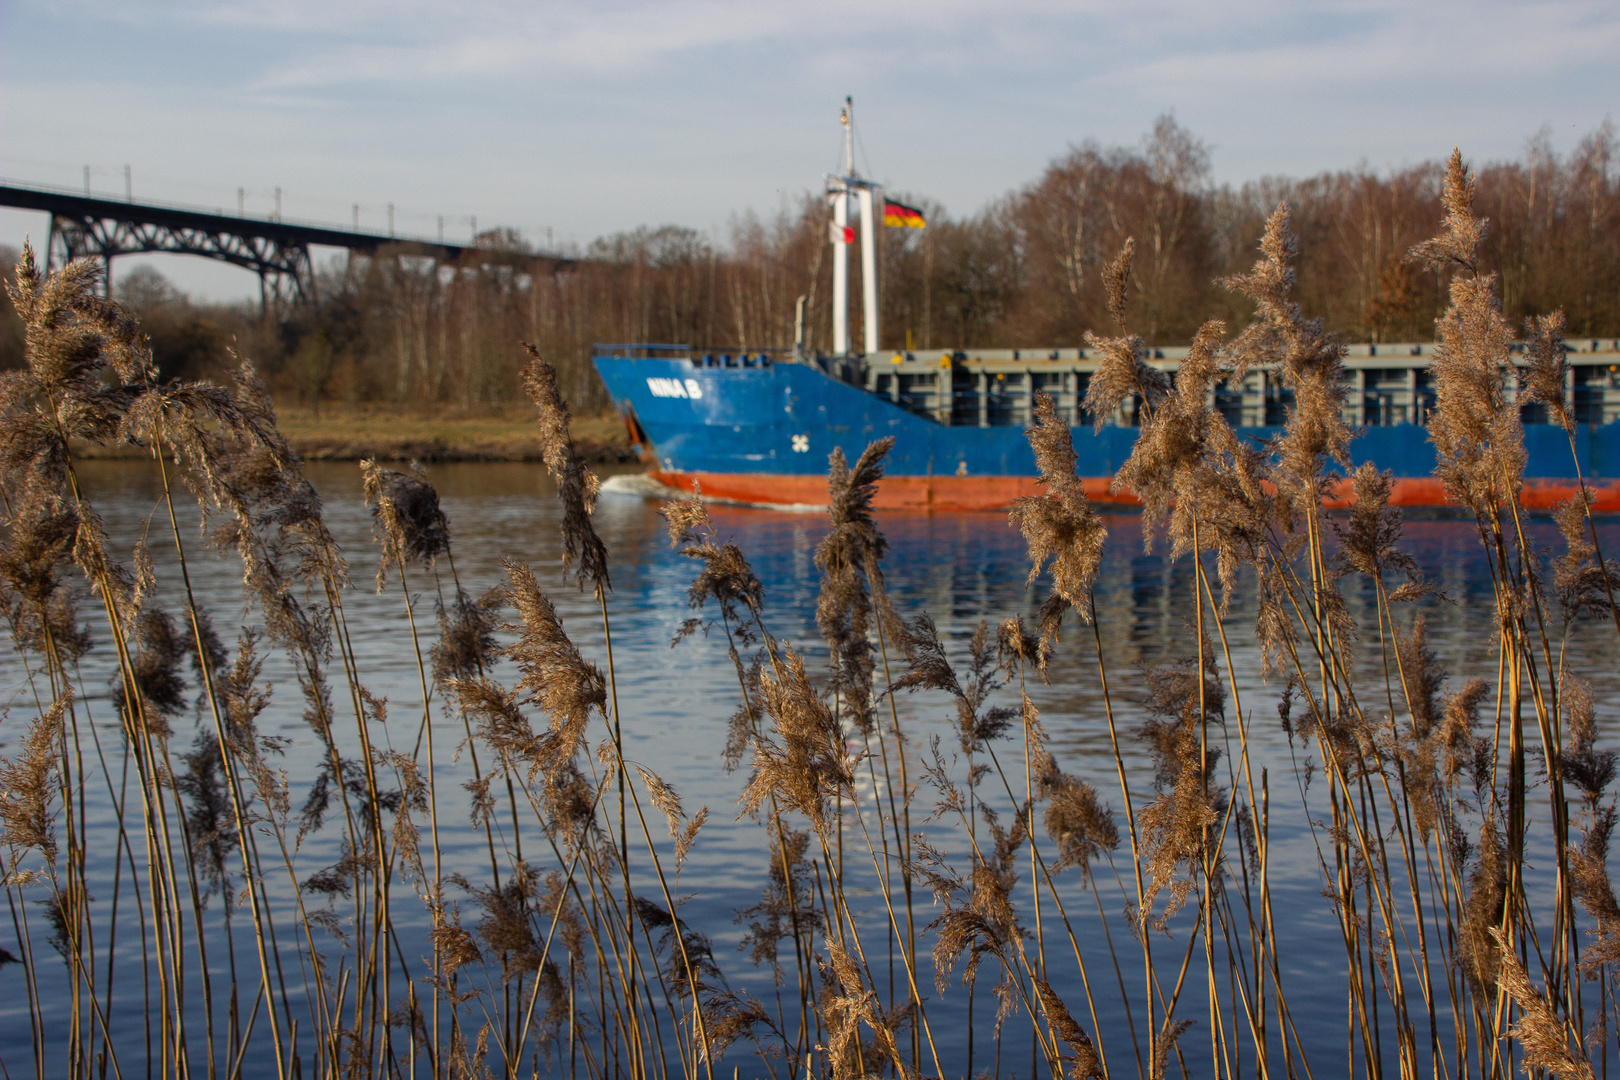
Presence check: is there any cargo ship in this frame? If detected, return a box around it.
[591,339,1620,511]
[591,101,1620,512]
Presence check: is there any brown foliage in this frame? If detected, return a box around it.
[11,122,1617,421]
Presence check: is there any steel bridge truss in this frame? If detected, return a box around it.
[0,180,474,318]
[46,212,317,312]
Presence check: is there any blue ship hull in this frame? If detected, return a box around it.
[592,351,1620,511]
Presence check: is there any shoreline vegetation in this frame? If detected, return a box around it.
[4,150,1620,1080]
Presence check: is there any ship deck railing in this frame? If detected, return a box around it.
[594,343,793,368]
[855,340,1620,430]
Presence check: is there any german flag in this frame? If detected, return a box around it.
[883,199,926,228]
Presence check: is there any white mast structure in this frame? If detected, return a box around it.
[829,97,880,356]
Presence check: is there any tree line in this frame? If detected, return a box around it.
[2,116,1615,415]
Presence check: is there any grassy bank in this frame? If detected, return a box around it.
[73,402,638,464]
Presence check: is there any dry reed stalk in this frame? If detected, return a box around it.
[1008,378,1169,1074]
[1083,239,1169,430]
[1220,205,1457,1078]
[2,245,240,1079]
[361,458,460,1067]
[1105,237,1266,1077]
[742,619,942,1076]
[149,355,410,1077]
[663,488,820,1061]
[522,345,659,1079]
[7,153,1620,1079]
[1408,151,1588,1045]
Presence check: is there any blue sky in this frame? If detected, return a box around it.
[2,0,1616,301]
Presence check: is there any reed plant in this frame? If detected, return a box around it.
[2,146,1618,1080]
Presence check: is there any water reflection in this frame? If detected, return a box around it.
[3,460,1616,1078]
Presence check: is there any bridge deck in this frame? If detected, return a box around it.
[0,179,467,258]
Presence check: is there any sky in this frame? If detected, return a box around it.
[2,0,1617,302]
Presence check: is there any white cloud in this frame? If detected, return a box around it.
[4,0,1616,302]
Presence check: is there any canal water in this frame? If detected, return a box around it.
[2,459,1617,1078]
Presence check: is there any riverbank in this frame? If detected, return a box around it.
[73,404,639,465]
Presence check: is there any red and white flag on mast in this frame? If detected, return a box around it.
[829,222,855,244]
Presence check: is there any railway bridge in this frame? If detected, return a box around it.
[0,179,487,313]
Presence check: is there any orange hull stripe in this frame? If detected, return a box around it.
[649,471,1620,514]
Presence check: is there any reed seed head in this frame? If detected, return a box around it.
[1572,806,1620,973]
[1134,650,1225,917]
[5,244,151,395]
[1458,820,1506,994]
[1153,1020,1196,1080]
[430,914,483,976]
[1552,490,1620,621]
[114,607,193,736]
[1011,392,1107,637]
[1333,464,1420,585]
[740,647,854,836]
[702,991,776,1061]
[1491,924,1597,1080]
[1409,153,1526,513]
[663,488,766,644]
[995,613,1041,677]
[1102,237,1135,330]
[1035,977,1104,1080]
[817,939,912,1080]
[521,345,609,591]
[175,730,237,901]
[1083,240,1171,429]
[432,585,503,683]
[1522,311,1573,432]
[462,863,543,982]
[0,696,68,871]
[887,612,964,699]
[497,560,606,780]
[1222,202,1351,513]
[735,827,813,978]
[1042,772,1119,879]
[815,438,896,733]
[361,459,451,588]
[633,764,686,841]
[1115,319,1271,613]
[1562,678,1615,806]
[1407,150,1486,275]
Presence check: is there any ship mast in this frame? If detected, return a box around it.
[831,100,851,356]
[829,97,880,357]
[843,95,855,177]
